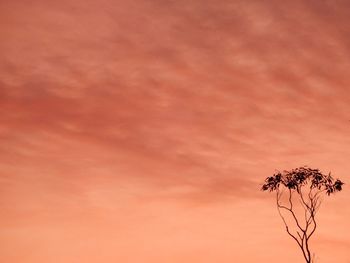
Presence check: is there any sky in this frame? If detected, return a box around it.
[1,0,350,262]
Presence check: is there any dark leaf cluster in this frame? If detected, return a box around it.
[262,166,344,195]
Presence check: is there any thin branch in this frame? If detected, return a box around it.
[276,190,310,262]
[277,189,305,233]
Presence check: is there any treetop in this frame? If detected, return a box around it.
[262,166,344,195]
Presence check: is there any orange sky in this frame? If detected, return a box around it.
[1,0,350,262]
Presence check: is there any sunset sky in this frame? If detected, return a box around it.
[1,0,350,262]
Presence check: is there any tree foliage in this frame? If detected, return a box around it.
[262,166,344,263]
[262,167,343,195]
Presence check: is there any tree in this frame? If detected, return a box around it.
[262,167,344,263]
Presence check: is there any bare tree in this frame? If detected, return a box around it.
[262,167,344,263]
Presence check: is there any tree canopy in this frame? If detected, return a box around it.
[262,166,343,195]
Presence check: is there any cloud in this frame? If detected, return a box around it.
[1,0,350,194]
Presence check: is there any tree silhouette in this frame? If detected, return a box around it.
[262,167,344,263]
